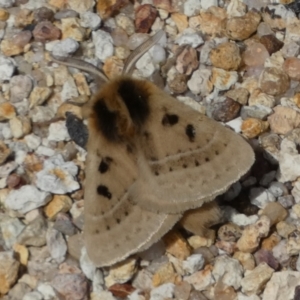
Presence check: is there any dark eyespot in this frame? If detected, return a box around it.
[162,114,179,126]
[95,229,99,234]
[98,157,113,173]
[183,164,187,168]
[155,171,159,176]
[169,167,173,172]
[205,157,210,162]
[97,185,112,199]
[195,160,199,166]
[186,124,196,142]
[106,225,110,230]
[125,211,129,216]
[215,150,219,155]
[116,218,121,224]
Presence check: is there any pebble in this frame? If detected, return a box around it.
[277,139,300,182]
[223,206,258,227]
[271,240,289,266]
[105,258,137,287]
[268,106,300,135]
[241,105,272,120]
[29,86,52,108]
[93,30,114,62]
[286,230,300,256]
[212,97,241,122]
[182,254,204,275]
[175,29,204,48]
[61,76,79,102]
[44,195,72,220]
[0,216,25,248]
[51,37,79,57]
[187,68,213,96]
[250,187,276,208]
[0,102,16,121]
[226,11,261,41]
[152,262,177,287]
[163,231,191,261]
[218,223,242,242]
[0,55,15,82]
[0,251,20,295]
[259,67,290,96]
[17,215,47,247]
[51,273,89,300]
[48,121,70,142]
[254,249,279,270]
[0,141,10,165]
[135,4,157,33]
[23,291,43,300]
[5,185,52,214]
[211,68,238,91]
[9,75,33,103]
[212,255,243,290]
[33,21,61,42]
[237,216,271,253]
[242,41,269,67]
[61,18,86,41]
[13,243,29,265]
[262,271,300,300]
[248,90,275,108]
[150,283,175,300]
[233,252,255,271]
[261,202,288,226]
[185,265,215,291]
[176,45,198,76]
[46,227,67,263]
[241,263,274,296]
[80,11,101,30]
[9,116,31,139]
[36,155,79,194]
[210,42,241,71]
[241,118,269,139]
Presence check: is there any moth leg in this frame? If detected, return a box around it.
[180,201,222,240]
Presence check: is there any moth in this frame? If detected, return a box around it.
[52,30,255,267]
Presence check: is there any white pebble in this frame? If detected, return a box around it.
[61,76,79,102]
[37,283,57,300]
[150,283,175,300]
[0,0,14,8]
[24,133,41,150]
[52,38,79,57]
[136,52,156,78]
[223,206,258,226]
[80,11,101,30]
[226,117,243,133]
[80,247,97,281]
[46,228,67,263]
[249,187,276,208]
[0,55,15,82]
[93,30,114,62]
[149,45,166,64]
[182,254,204,274]
[184,0,202,17]
[48,121,70,142]
[5,185,52,214]
[0,217,25,248]
[36,146,56,157]
[23,291,43,300]
[187,68,212,95]
[175,29,204,48]
[36,154,79,194]
[201,0,218,10]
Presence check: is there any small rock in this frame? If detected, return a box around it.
[210,42,241,71]
[174,281,191,300]
[29,86,51,108]
[0,39,24,56]
[0,141,11,165]
[67,233,84,260]
[272,240,289,266]
[93,30,114,62]
[262,271,300,300]
[185,265,215,291]
[176,45,199,76]
[175,29,204,48]
[116,14,135,35]
[96,0,129,19]
[51,273,88,300]
[46,227,67,263]
[80,11,101,30]
[259,67,290,96]
[212,97,241,122]
[167,68,188,94]
[212,255,243,290]
[10,75,33,103]
[0,8,9,20]
[222,206,258,227]
[44,195,72,220]
[0,251,20,295]
[0,55,15,82]
[214,280,237,300]
[171,13,188,33]
[242,41,270,67]
[183,0,201,17]
[61,18,86,41]
[135,4,157,33]
[23,291,43,300]
[241,263,274,296]
[233,251,255,271]
[5,185,52,214]
[0,216,25,249]
[259,34,283,55]
[225,11,261,41]
[51,37,79,57]
[237,216,271,253]
[48,121,70,142]
[17,215,47,247]
[211,68,238,91]
[187,68,213,96]
[33,20,61,42]
[53,213,77,236]
[218,223,242,242]
[261,202,288,226]
[7,282,31,300]
[9,116,31,139]
[0,102,16,121]
[36,155,79,194]
[287,230,300,256]
[163,231,191,261]
[248,90,275,108]
[262,233,281,251]
[254,247,279,270]
[241,105,272,120]
[150,283,175,300]
[182,254,205,275]
[241,118,269,139]
[13,243,29,266]
[33,6,54,22]
[105,258,137,287]
[152,262,177,287]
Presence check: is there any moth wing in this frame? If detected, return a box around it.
[129,87,255,214]
[83,129,181,267]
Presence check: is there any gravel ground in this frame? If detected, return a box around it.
[1,0,300,299]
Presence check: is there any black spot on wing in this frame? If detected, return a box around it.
[118,79,150,126]
[162,114,179,126]
[99,157,113,173]
[97,185,112,199]
[93,100,119,141]
[185,124,196,142]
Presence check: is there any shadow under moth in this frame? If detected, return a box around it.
[51,30,255,267]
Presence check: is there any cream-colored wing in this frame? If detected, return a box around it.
[84,128,181,267]
[129,85,255,214]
